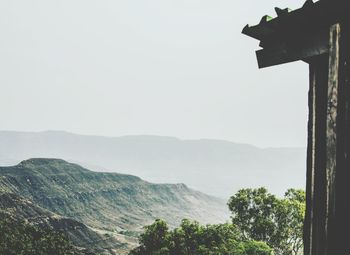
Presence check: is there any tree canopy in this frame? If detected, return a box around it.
[131,187,305,255]
[228,188,305,255]
[130,219,273,255]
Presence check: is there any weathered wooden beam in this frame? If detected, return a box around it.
[333,22,350,253]
[305,63,315,255]
[325,22,350,254]
[324,23,340,254]
[304,22,350,255]
[305,56,328,255]
[256,31,329,68]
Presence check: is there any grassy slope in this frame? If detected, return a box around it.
[0,192,136,255]
[0,158,228,232]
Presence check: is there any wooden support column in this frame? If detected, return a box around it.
[305,22,350,255]
[305,56,328,255]
[324,23,340,255]
[326,22,350,254]
[242,4,350,255]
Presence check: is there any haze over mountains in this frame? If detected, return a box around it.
[0,130,306,198]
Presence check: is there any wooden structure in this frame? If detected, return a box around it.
[242,0,350,254]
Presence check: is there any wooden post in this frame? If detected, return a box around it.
[305,56,328,255]
[327,22,350,254]
[324,23,340,255]
[241,4,350,255]
[305,22,350,255]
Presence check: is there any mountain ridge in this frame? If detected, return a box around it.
[0,158,228,254]
[0,130,306,198]
[0,158,228,231]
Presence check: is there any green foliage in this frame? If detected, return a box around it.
[132,187,305,255]
[0,212,79,255]
[130,219,274,255]
[228,188,305,255]
[139,219,169,253]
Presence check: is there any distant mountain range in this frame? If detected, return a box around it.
[0,158,227,254]
[0,130,306,198]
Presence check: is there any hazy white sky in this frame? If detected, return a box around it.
[0,0,309,147]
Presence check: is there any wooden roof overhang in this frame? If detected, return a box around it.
[242,0,349,68]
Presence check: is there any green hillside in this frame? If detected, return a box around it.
[0,192,135,255]
[0,158,228,254]
[0,208,80,255]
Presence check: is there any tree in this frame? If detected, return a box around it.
[131,187,304,255]
[274,189,305,255]
[228,188,305,255]
[135,219,170,255]
[130,219,274,255]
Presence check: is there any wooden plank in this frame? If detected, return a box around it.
[305,22,350,255]
[256,31,329,68]
[311,59,328,255]
[305,57,328,255]
[325,23,340,255]
[305,63,316,255]
[327,23,350,254]
[335,23,350,253]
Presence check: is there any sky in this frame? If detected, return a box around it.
[0,0,310,148]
